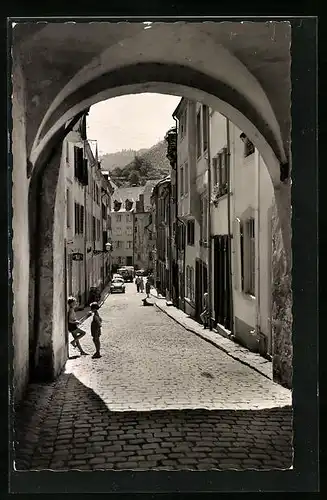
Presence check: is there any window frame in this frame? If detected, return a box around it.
[196,109,202,159]
[212,147,228,198]
[202,104,209,153]
[180,165,184,197]
[240,217,255,296]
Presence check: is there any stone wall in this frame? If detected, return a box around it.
[271,188,293,389]
[11,56,30,403]
[52,156,68,375]
[34,148,67,380]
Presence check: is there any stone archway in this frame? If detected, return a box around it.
[12,21,293,398]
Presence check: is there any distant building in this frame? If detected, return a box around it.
[110,182,160,272]
[63,114,114,308]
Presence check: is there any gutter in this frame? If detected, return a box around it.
[226,118,235,334]
[206,106,213,329]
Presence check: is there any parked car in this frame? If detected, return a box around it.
[135,269,146,277]
[118,266,134,282]
[110,278,126,294]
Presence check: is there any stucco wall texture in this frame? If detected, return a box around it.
[11,57,30,403]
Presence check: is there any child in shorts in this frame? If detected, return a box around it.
[90,302,102,359]
[67,296,88,355]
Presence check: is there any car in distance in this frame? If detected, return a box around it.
[110,278,126,294]
[118,266,134,282]
[135,269,146,277]
[113,273,123,280]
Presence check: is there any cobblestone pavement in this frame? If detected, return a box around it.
[14,284,293,471]
[65,284,291,411]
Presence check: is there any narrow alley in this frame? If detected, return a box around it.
[15,284,292,471]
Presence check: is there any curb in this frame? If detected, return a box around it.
[154,302,273,382]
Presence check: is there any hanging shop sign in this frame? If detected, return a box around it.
[72,252,84,261]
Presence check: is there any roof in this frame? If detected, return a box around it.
[172,97,187,118]
[113,185,145,203]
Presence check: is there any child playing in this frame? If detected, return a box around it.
[90,302,102,359]
[67,297,88,355]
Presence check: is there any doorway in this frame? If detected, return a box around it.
[213,235,232,331]
[195,259,208,321]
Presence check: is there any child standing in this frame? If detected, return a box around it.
[90,302,102,359]
[67,297,88,355]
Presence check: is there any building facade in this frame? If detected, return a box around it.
[153,98,277,361]
[63,115,113,309]
[111,184,157,272]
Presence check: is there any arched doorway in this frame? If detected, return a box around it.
[11,21,292,400]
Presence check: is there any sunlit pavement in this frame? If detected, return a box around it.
[15,283,293,471]
[65,283,291,411]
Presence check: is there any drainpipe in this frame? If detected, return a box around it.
[101,190,107,291]
[132,210,135,267]
[173,116,180,308]
[206,106,213,330]
[256,150,261,348]
[83,141,88,306]
[226,118,235,334]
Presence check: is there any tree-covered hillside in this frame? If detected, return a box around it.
[104,140,171,187]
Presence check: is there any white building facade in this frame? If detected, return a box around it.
[174,98,275,358]
[63,116,113,308]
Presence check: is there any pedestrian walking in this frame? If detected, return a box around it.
[139,276,145,293]
[145,278,151,298]
[67,297,88,355]
[200,291,210,329]
[135,276,141,293]
[90,302,102,359]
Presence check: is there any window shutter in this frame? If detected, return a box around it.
[74,147,78,178]
[80,205,84,234]
[233,219,241,291]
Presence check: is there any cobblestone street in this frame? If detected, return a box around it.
[15,284,293,471]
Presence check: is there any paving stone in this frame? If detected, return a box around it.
[14,287,293,472]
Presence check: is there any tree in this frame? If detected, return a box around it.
[128,170,141,186]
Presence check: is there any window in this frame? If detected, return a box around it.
[240,217,255,296]
[213,148,228,197]
[74,202,84,235]
[190,266,194,302]
[102,203,106,219]
[240,133,255,157]
[184,161,189,195]
[66,189,71,228]
[80,205,84,235]
[187,220,195,245]
[196,110,202,159]
[92,216,96,241]
[126,227,132,235]
[180,108,187,139]
[126,241,133,249]
[116,241,123,249]
[200,196,208,244]
[116,227,122,236]
[126,214,132,223]
[116,214,122,223]
[202,105,209,153]
[186,265,195,301]
[97,219,101,241]
[74,147,88,185]
[180,165,184,197]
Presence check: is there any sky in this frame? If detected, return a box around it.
[87,93,181,156]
